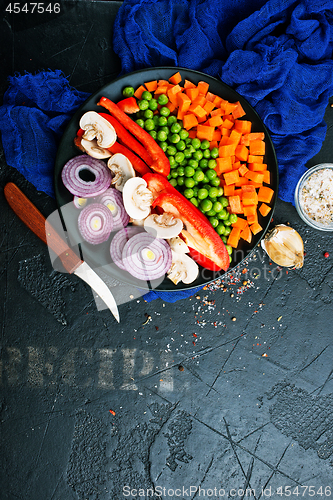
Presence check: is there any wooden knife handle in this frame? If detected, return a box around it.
[4,182,82,274]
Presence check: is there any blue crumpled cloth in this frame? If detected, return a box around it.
[1,0,333,303]
[114,0,333,204]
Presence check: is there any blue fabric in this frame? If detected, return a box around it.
[0,70,90,197]
[114,0,333,204]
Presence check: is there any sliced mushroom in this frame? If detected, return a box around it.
[122,177,153,220]
[80,138,112,159]
[79,111,117,148]
[144,213,183,239]
[167,250,199,285]
[107,153,136,192]
[130,217,146,226]
[167,236,189,253]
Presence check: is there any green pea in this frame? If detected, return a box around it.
[171,122,182,134]
[184,188,194,199]
[200,199,213,212]
[217,187,224,196]
[225,245,233,256]
[185,166,195,177]
[160,106,171,117]
[175,152,185,164]
[210,147,219,158]
[209,217,219,228]
[198,188,208,200]
[138,99,149,110]
[144,119,155,131]
[216,224,226,235]
[177,166,185,176]
[224,226,231,236]
[141,90,152,101]
[153,115,160,125]
[171,170,178,178]
[122,86,135,97]
[206,209,216,216]
[202,174,209,184]
[199,159,209,169]
[203,149,211,158]
[157,130,167,142]
[206,169,217,181]
[144,109,154,119]
[157,94,169,105]
[200,139,210,150]
[179,159,188,167]
[210,177,221,187]
[135,119,145,128]
[192,138,201,149]
[149,130,157,140]
[167,115,177,126]
[169,133,180,144]
[166,145,176,156]
[190,197,199,207]
[185,177,195,188]
[221,235,227,243]
[158,141,168,152]
[183,148,193,159]
[209,187,219,199]
[192,187,199,197]
[179,129,189,140]
[158,116,168,127]
[194,170,205,183]
[193,150,203,161]
[176,140,186,151]
[149,99,158,110]
[224,218,232,226]
[218,196,229,208]
[169,178,177,187]
[229,213,238,224]
[217,209,228,220]
[212,201,223,213]
[169,156,177,167]
[203,184,211,192]
[208,159,217,169]
[177,177,185,186]
[188,159,198,169]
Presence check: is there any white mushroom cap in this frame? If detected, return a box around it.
[108,153,135,192]
[122,177,153,220]
[79,111,117,148]
[144,213,183,239]
[80,138,112,159]
[167,250,199,285]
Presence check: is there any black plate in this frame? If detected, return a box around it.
[54,67,278,291]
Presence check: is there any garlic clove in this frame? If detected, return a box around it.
[261,224,304,269]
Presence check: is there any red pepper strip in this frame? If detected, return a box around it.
[98,97,170,177]
[117,97,140,114]
[187,247,222,271]
[99,112,153,167]
[108,141,152,176]
[152,191,230,271]
[143,172,178,199]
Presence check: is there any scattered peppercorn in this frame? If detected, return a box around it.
[178,365,184,371]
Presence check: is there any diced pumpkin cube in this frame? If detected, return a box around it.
[259,203,272,217]
[224,170,240,186]
[258,186,274,203]
[227,227,241,248]
[250,222,262,235]
[228,195,243,214]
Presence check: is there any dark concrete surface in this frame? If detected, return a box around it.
[1,1,333,499]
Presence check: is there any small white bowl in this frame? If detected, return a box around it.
[294,163,333,231]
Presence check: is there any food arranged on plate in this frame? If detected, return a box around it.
[60,71,275,286]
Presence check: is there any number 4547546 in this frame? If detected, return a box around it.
[6,3,61,14]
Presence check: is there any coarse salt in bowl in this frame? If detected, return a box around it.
[295,163,333,231]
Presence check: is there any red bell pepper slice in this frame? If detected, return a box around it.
[99,112,153,167]
[143,172,178,199]
[187,247,222,271]
[152,191,229,271]
[108,141,151,176]
[116,97,140,114]
[97,97,170,177]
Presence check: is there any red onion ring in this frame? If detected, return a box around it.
[110,226,144,270]
[78,203,114,244]
[96,188,129,231]
[62,154,112,197]
[122,233,172,281]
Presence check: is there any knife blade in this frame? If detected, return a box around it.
[4,182,120,322]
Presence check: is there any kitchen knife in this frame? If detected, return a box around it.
[4,182,120,322]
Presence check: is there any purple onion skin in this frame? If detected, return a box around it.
[78,203,114,245]
[62,154,112,198]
